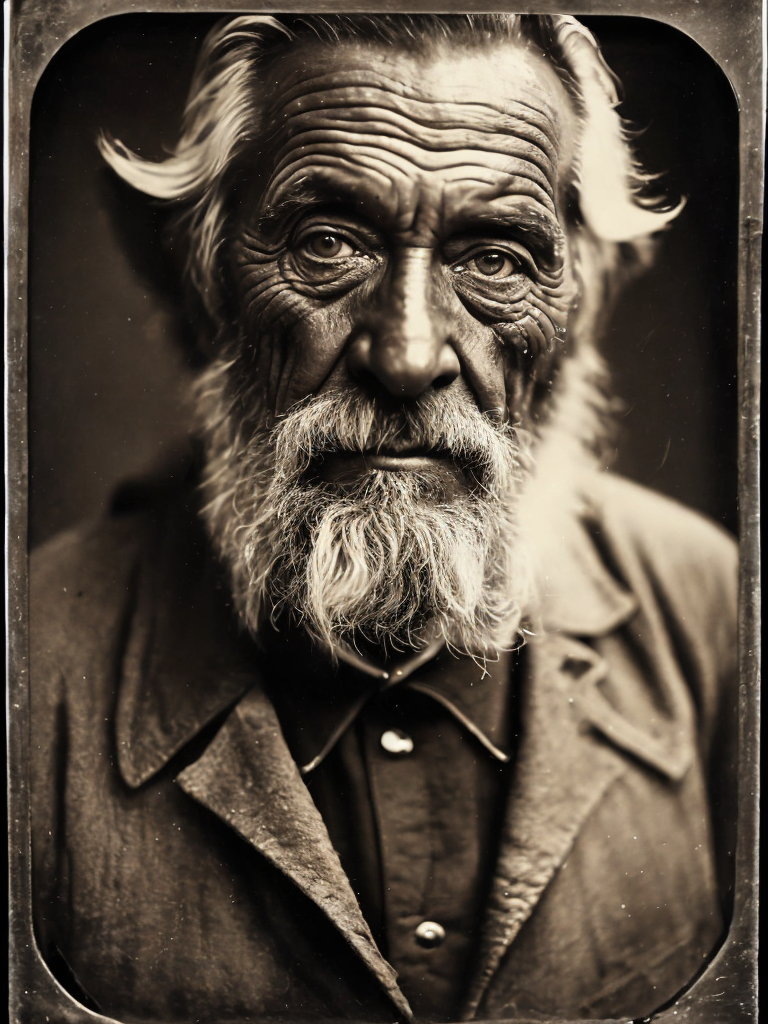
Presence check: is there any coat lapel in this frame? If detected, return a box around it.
[462,632,627,1017]
[176,685,413,1021]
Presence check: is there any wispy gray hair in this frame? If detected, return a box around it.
[98,13,681,332]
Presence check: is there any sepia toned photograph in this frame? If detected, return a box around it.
[6,3,761,1023]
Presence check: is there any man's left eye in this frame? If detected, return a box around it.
[301,233,356,260]
[462,250,522,279]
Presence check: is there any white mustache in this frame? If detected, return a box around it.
[267,388,530,495]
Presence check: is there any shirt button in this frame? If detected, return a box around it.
[414,921,446,948]
[380,728,414,756]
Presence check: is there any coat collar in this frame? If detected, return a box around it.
[115,494,259,789]
[534,486,639,636]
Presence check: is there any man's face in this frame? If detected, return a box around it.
[232,36,577,426]
[200,37,579,654]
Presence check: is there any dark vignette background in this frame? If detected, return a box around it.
[27,14,739,550]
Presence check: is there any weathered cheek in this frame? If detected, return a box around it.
[508,278,572,358]
[232,242,353,416]
[492,266,578,425]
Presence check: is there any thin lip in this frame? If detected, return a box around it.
[364,453,446,470]
[328,446,448,459]
[317,449,451,472]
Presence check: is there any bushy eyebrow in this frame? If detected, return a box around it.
[256,179,364,235]
[447,201,562,262]
[256,174,563,265]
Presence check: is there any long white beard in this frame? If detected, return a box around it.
[195,366,537,657]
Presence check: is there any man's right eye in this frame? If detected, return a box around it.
[284,222,381,295]
[299,232,356,260]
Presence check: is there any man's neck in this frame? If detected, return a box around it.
[262,612,446,676]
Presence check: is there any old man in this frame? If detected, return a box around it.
[30,14,737,1023]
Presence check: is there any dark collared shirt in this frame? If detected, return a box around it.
[264,630,516,1019]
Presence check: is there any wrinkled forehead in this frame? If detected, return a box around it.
[257,37,577,220]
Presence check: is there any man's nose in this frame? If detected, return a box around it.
[346,249,461,399]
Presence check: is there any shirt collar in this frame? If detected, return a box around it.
[263,628,515,775]
[115,479,637,789]
[333,632,445,685]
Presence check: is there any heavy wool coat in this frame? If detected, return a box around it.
[29,472,738,1023]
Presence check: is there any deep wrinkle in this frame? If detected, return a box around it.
[231,38,578,431]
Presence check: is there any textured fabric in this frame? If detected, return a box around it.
[29,472,738,1023]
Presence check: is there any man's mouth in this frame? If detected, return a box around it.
[365,452,441,470]
[359,445,449,470]
[315,447,457,487]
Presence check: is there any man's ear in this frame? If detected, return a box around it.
[160,214,226,367]
[98,169,212,368]
[567,222,659,357]
[180,285,224,366]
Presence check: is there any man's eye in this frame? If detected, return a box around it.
[301,233,356,260]
[465,250,522,279]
